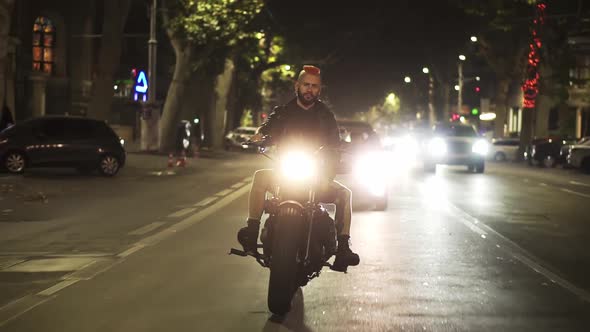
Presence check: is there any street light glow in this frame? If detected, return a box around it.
[470,36,478,42]
[422,67,429,74]
[284,65,291,71]
[404,76,412,83]
[454,85,460,91]
[476,76,481,81]
[459,55,466,61]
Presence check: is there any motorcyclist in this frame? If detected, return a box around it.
[237,65,359,272]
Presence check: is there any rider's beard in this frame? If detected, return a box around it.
[296,88,318,106]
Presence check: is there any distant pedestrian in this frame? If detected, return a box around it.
[0,104,14,132]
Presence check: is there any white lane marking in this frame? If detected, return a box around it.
[117,244,145,258]
[214,189,233,197]
[194,196,218,207]
[37,280,79,297]
[0,259,25,270]
[523,179,530,183]
[560,188,590,199]
[449,203,590,303]
[0,295,52,328]
[539,183,547,187]
[137,184,250,247]
[231,182,247,189]
[570,181,590,187]
[243,176,252,182]
[128,222,166,236]
[167,207,197,218]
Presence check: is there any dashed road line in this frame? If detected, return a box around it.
[214,189,233,197]
[167,207,197,218]
[539,183,547,187]
[37,280,79,297]
[128,222,166,236]
[231,182,247,189]
[560,188,590,199]
[117,244,145,258]
[570,181,590,187]
[0,295,52,328]
[449,203,590,303]
[194,196,218,207]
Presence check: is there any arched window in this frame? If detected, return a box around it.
[32,17,55,74]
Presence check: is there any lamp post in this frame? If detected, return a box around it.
[141,0,159,151]
[423,67,435,125]
[458,54,466,117]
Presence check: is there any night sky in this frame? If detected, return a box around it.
[266,0,481,115]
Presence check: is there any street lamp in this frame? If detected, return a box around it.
[470,36,478,43]
[458,54,466,116]
[404,76,412,83]
[422,67,430,74]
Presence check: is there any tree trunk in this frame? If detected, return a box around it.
[210,58,235,150]
[159,46,193,153]
[535,94,557,138]
[493,79,511,138]
[0,0,15,109]
[86,0,132,121]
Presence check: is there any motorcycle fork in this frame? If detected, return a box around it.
[303,189,316,263]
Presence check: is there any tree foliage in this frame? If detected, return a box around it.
[164,0,264,49]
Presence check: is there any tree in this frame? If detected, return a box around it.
[0,0,15,109]
[87,0,132,121]
[159,0,264,152]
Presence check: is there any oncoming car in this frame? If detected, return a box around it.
[336,120,388,211]
[423,123,488,173]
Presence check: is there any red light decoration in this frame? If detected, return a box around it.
[522,2,546,109]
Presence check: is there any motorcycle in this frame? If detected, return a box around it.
[230,138,342,315]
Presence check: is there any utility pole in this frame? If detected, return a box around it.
[140,0,159,151]
[458,55,465,117]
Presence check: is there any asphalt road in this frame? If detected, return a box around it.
[1,155,590,331]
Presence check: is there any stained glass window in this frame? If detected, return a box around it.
[32,17,54,74]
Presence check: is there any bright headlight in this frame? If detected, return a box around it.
[472,140,489,155]
[428,138,447,157]
[280,151,317,181]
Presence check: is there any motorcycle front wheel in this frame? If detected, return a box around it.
[268,213,302,316]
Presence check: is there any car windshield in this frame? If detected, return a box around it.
[434,125,477,137]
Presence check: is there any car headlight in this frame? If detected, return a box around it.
[428,138,447,157]
[472,140,489,156]
[280,151,317,181]
[354,152,388,182]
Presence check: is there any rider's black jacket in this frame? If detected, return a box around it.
[258,98,341,179]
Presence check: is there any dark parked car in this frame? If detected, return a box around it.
[526,136,577,168]
[0,116,126,176]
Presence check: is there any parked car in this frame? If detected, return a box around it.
[423,123,488,173]
[489,138,520,162]
[0,116,126,176]
[224,126,258,151]
[567,139,590,173]
[561,136,590,168]
[526,136,577,167]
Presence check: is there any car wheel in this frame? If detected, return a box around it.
[542,155,556,168]
[3,151,27,174]
[494,152,506,162]
[375,197,388,211]
[474,162,485,173]
[98,155,120,177]
[424,163,436,173]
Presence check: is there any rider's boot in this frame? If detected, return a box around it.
[237,218,260,253]
[331,235,360,272]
